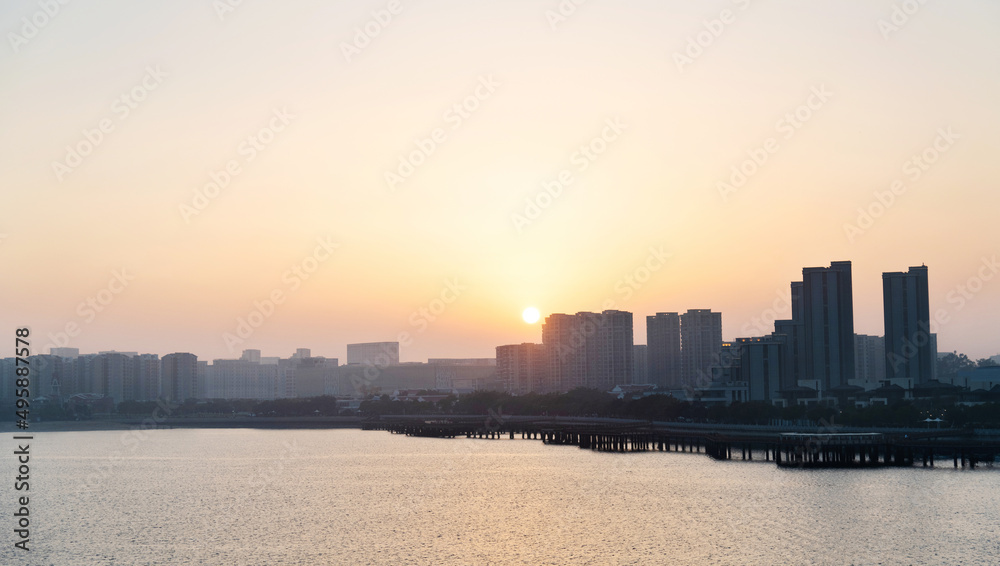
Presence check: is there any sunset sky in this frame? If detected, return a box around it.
[2,0,998,362]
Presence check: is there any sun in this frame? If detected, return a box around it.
[522,307,540,324]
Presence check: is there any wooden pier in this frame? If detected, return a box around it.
[364,416,1000,469]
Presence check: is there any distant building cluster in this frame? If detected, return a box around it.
[0,341,500,409]
[498,262,984,407]
[4,261,993,411]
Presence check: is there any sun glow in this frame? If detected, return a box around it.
[522,307,540,324]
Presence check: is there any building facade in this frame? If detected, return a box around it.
[680,309,723,387]
[347,342,400,366]
[801,261,856,392]
[883,266,933,383]
[542,310,634,392]
[646,312,682,388]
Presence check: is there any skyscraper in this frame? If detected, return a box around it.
[93,352,134,403]
[801,261,856,391]
[541,310,633,392]
[738,335,785,402]
[883,265,932,383]
[646,312,681,388]
[542,313,588,392]
[680,309,723,386]
[595,310,634,389]
[347,342,400,366]
[854,334,886,385]
[496,343,550,394]
[632,345,648,384]
[162,353,199,402]
[134,353,161,401]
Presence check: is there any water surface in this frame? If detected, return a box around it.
[3,428,998,565]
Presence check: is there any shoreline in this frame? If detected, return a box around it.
[0,416,364,433]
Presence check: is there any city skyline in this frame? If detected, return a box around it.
[4,3,1000,564]
[32,259,999,364]
[4,1,999,363]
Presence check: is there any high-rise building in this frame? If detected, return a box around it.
[883,265,933,383]
[134,354,161,401]
[632,345,648,384]
[773,318,805,392]
[738,335,785,402]
[162,353,198,401]
[427,358,496,366]
[542,313,588,392]
[646,313,681,388]
[542,310,633,392]
[288,357,339,397]
[347,342,400,366]
[210,359,280,400]
[801,261,856,391]
[681,309,723,386]
[241,349,261,363]
[596,310,634,388]
[496,343,550,394]
[50,347,79,359]
[93,352,134,403]
[854,334,886,385]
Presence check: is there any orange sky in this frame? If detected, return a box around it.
[2,0,998,361]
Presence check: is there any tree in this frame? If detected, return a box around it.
[937,352,976,382]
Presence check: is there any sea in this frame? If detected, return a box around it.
[2,428,998,565]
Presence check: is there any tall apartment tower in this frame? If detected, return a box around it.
[347,342,399,366]
[595,310,634,389]
[774,281,806,391]
[801,261,856,391]
[542,310,633,392]
[632,345,648,384]
[854,334,886,385]
[162,353,199,402]
[496,343,550,394]
[134,354,161,401]
[680,309,723,385]
[883,265,932,383]
[542,313,588,392]
[646,313,682,388]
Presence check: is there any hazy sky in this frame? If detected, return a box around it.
[2,0,998,362]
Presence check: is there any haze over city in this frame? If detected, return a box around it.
[3,0,998,363]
